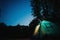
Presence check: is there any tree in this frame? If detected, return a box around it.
[31,0,42,20]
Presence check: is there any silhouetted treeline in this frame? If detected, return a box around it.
[0,21,40,38]
[0,23,30,38]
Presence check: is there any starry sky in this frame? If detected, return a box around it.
[0,0,34,26]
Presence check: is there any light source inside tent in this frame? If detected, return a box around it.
[34,20,58,36]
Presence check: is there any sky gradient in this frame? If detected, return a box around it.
[0,0,34,26]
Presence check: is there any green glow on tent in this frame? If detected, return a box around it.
[40,20,58,35]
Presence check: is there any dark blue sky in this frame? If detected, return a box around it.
[0,0,35,26]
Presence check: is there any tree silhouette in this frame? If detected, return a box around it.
[31,0,42,20]
[0,23,30,38]
[31,0,52,20]
[31,0,60,22]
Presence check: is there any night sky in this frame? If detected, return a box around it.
[0,0,35,26]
